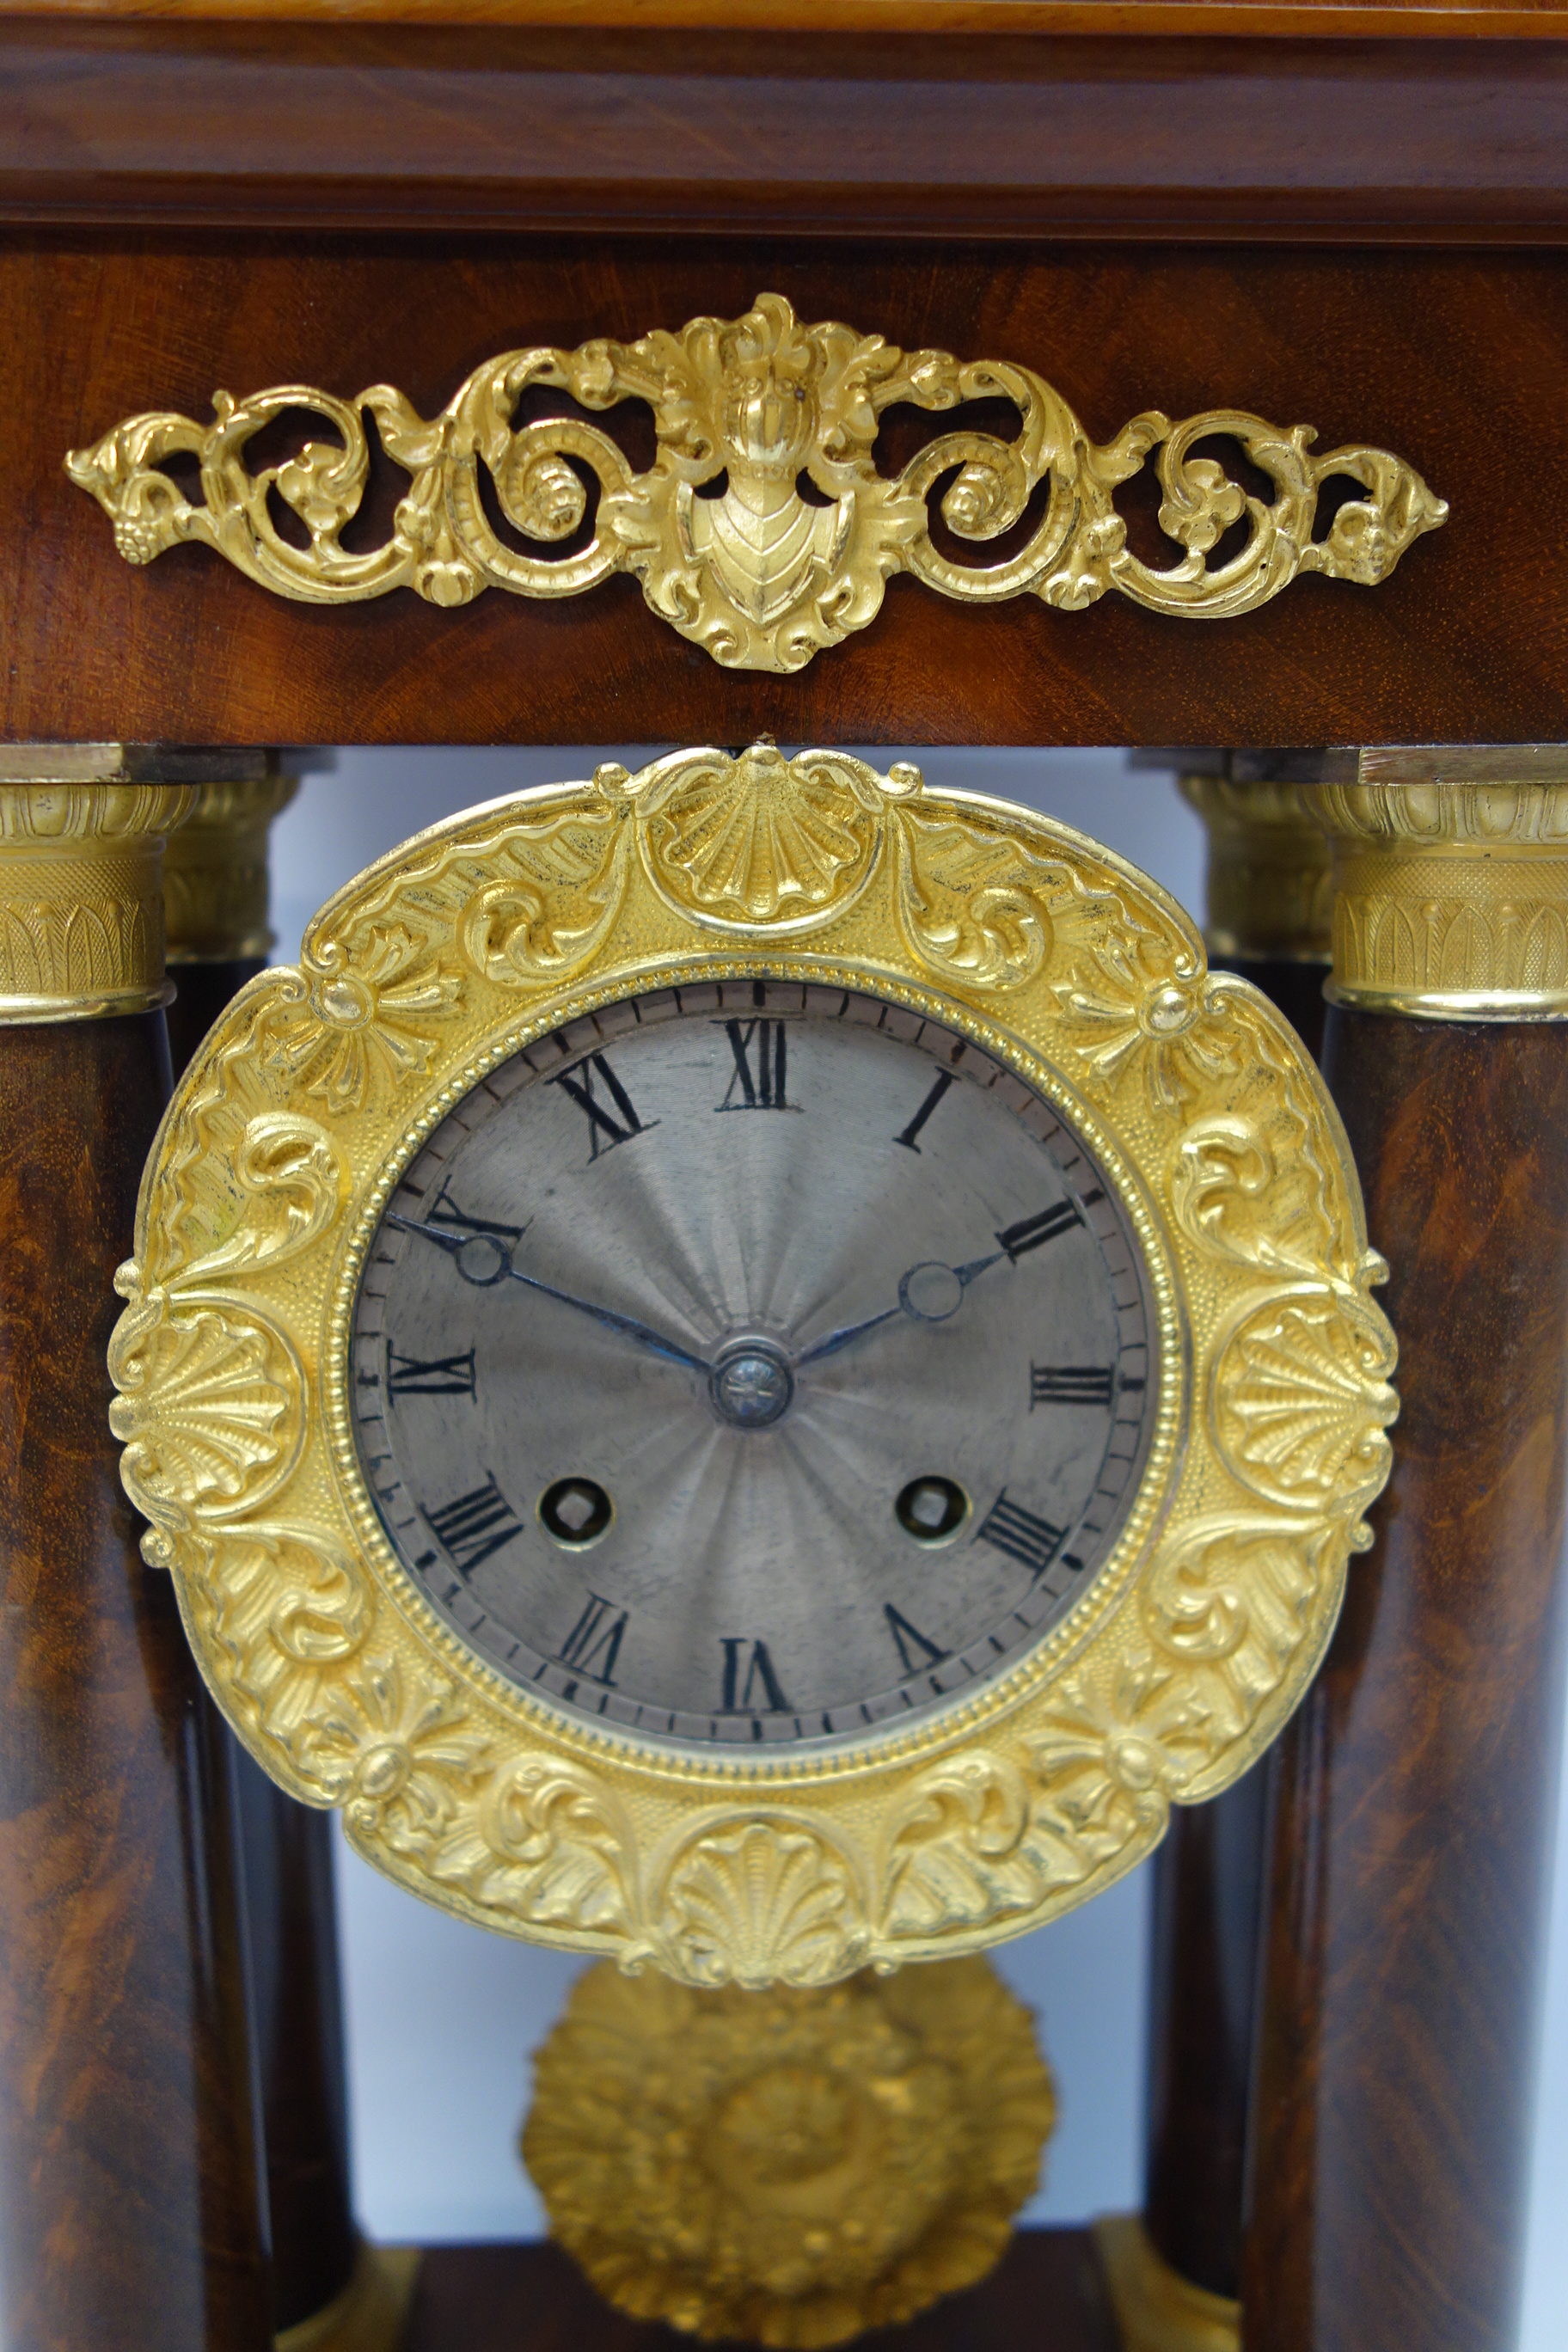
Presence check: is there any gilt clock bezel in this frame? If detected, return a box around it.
[108,745,1398,1987]
[325,959,1184,1780]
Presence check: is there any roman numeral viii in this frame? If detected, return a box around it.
[1031,1364,1114,1408]
[556,1595,628,1687]
[720,1638,790,1712]
[388,1345,477,1400]
[426,1477,523,1572]
[717,1020,792,1111]
[553,1054,653,1161]
[977,1491,1065,1577]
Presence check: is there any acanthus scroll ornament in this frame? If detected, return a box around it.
[65,293,1447,674]
[107,747,1399,1987]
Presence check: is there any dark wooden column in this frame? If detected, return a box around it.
[162,774,420,2352]
[0,757,272,2352]
[1244,756,1568,2352]
[1099,772,1332,2352]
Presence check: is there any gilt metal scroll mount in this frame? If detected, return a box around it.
[65,292,1447,675]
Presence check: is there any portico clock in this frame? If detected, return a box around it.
[108,745,1397,1988]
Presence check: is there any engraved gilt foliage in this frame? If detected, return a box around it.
[66,292,1448,673]
[107,749,1397,1981]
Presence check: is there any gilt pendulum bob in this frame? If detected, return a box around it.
[521,1954,1057,2347]
[108,745,1397,1988]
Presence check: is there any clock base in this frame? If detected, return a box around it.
[400,2232,1123,2352]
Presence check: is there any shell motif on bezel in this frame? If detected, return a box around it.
[107,744,1397,1988]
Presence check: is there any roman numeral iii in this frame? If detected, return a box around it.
[1030,1364,1114,1408]
[716,1020,792,1111]
[388,1345,477,1400]
[977,1491,1066,1577]
[427,1477,524,1572]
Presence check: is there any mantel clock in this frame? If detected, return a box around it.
[107,746,1396,1989]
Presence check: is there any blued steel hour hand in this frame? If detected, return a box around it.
[384,1212,709,1374]
[794,1198,1084,1369]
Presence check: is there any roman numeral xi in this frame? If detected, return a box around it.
[553,1054,652,1161]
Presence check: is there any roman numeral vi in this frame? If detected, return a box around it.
[720,1638,791,1712]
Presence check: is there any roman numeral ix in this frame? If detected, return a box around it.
[426,1477,524,1572]
[553,1054,653,1161]
[977,1491,1066,1577]
[1031,1364,1115,1408]
[717,1019,792,1112]
[720,1638,791,1713]
[388,1345,477,1400]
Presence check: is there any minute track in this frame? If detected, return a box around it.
[355,979,1158,1751]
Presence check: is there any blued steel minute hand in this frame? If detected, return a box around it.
[383,1213,709,1374]
[794,1199,1084,1369]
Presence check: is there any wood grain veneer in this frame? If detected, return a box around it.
[404,2231,1124,2352]
[4,238,1565,748]
[1244,1012,1568,2352]
[3,30,1567,238]
[0,1015,272,2351]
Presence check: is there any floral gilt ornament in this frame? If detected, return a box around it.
[64,293,1447,673]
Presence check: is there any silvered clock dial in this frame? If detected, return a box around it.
[350,983,1157,1752]
[110,745,1397,1983]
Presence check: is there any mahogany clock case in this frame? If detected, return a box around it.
[3,231,1566,750]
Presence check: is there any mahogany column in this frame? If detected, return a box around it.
[162,775,421,2352]
[1244,756,1568,2352]
[0,757,272,2351]
[1099,773,1332,2352]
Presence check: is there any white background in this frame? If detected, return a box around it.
[267,754,1567,2340]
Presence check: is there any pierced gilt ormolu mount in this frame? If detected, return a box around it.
[65,293,1447,673]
